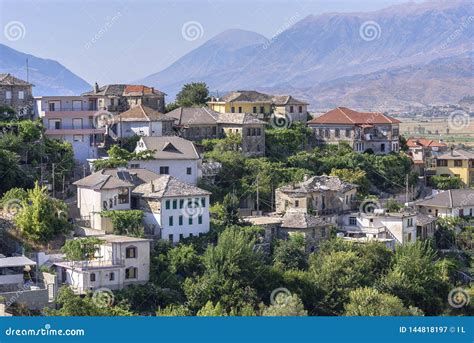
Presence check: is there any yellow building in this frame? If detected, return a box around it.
[207,90,309,123]
[435,149,474,186]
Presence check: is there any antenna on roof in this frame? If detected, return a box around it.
[26,58,29,83]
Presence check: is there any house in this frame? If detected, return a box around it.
[0,73,34,117]
[416,189,474,218]
[34,96,105,163]
[132,175,211,242]
[275,175,358,223]
[207,90,309,123]
[131,136,202,185]
[406,138,448,175]
[167,107,266,156]
[54,235,151,294]
[307,107,401,154]
[340,209,417,247]
[0,255,36,292]
[434,149,474,187]
[73,168,211,241]
[113,104,174,138]
[416,214,438,240]
[82,83,166,113]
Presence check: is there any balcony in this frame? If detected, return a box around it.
[43,110,98,117]
[55,259,125,271]
[45,128,106,135]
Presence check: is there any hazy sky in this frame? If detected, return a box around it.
[1,0,422,84]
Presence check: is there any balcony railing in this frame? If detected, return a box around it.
[58,259,125,270]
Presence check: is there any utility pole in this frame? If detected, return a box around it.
[405,174,409,204]
[52,163,56,198]
[83,165,86,178]
[256,174,259,214]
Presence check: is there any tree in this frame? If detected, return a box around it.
[330,168,370,194]
[385,199,404,212]
[14,182,72,243]
[262,293,307,316]
[45,286,133,316]
[0,187,28,207]
[265,123,312,161]
[156,304,191,316]
[344,287,422,316]
[61,237,104,261]
[176,82,209,107]
[431,175,463,190]
[218,194,240,226]
[0,149,28,194]
[273,234,307,271]
[197,301,228,316]
[168,245,203,278]
[100,210,144,237]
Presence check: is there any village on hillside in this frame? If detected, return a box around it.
[0,73,472,317]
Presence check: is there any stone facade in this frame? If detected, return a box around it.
[0,74,34,117]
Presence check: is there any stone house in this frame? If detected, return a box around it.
[0,73,34,117]
[114,104,174,138]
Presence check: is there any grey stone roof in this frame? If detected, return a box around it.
[281,212,327,229]
[167,107,219,126]
[219,90,273,103]
[0,255,36,268]
[82,84,165,97]
[118,105,173,122]
[132,175,210,198]
[272,95,308,106]
[138,136,200,160]
[416,214,437,226]
[437,149,474,160]
[416,189,474,208]
[216,113,266,125]
[0,73,33,86]
[277,175,357,195]
[73,168,160,190]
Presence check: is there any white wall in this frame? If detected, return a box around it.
[129,159,200,185]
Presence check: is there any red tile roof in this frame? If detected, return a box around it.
[406,138,447,148]
[123,85,155,95]
[307,107,401,125]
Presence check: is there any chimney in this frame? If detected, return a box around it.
[450,146,454,156]
[94,82,99,93]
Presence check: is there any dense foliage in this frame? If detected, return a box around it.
[101,210,145,237]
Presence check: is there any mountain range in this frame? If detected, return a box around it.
[0,43,90,96]
[0,0,472,110]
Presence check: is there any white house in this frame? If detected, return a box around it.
[113,104,174,138]
[340,209,417,246]
[416,189,474,218]
[133,175,211,242]
[131,136,202,185]
[34,96,105,163]
[73,168,211,242]
[54,235,150,294]
[0,256,36,292]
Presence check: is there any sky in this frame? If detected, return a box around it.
[0,0,423,85]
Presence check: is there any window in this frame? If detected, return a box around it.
[126,247,137,258]
[231,107,235,113]
[198,215,203,224]
[169,234,174,242]
[407,218,414,227]
[295,200,299,207]
[345,129,351,137]
[321,227,326,237]
[118,188,129,204]
[73,135,84,142]
[189,217,193,225]
[165,200,170,209]
[256,128,261,136]
[186,167,192,175]
[103,201,107,210]
[201,197,206,207]
[18,91,24,99]
[6,91,12,100]
[90,273,96,282]
[72,118,83,129]
[260,106,264,113]
[289,106,294,113]
[392,128,399,136]
[238,107,242,113]
[335,129,340,137]
[169,216,174,226]
[125,267,137,279]
[130,163,140,169]
[109,272,115,281]
[172,200,177,209]
[407,233,412,242]
[454,160,463,167]
[324,129,329,138]
[437,159,448,167]
[160,166,169,175]
[179,215,183,226]
[349,217,357,226]
[179,234,184,240]
[109,198,113,208]
[179,199,184,209]
[298,106,303,113]
[253,106,257,113]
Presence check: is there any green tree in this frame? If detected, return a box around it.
[273,234,307,271]
[61,237,104,261]
[344,287,423,316]
[0,187,28,207]
[100,210,144,237]
[431,175,463,190]
[176,82,209,107]
[265,123,312,161]
[168,245,203,278]
[262,293,307,316]
[385,199,404,212]
[14,182,72,242]
[0,149,28,194]
[330,168,370,194]
[197,301,228,316]
[156,304,191,316]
